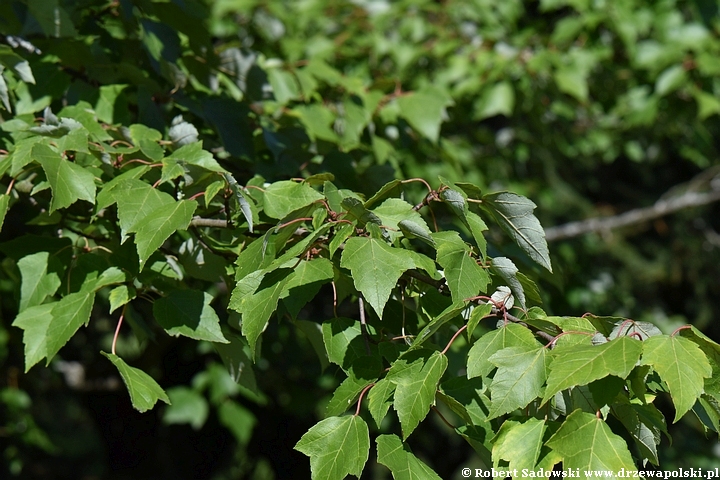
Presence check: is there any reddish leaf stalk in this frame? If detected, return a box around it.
[671,325,691,337]
[442,324,468,355]
[355,383,375,416]
[112,306,126,356]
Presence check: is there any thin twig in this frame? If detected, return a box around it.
[431,405,456,430]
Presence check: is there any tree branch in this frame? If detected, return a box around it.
[545,188,720,242]
[190,217,229,228]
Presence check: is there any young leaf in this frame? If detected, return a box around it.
[262,180,323,219]
[129,199,197,269]
[45,290,95,364]
[153,290,228,343]
[467,323,538,378]
[17,251,61,312]
[487,345,549,419]
[480,192,552,272]
[35,143,96,212]
[387,349,448,439]
[340,237,416,318]
[490,257,526,310]
[376,434,442,480]
[467,303,493,338]
[492,419,546,472]
[546,410,637,471]
[102,352,171,413]
[295,415,370,480]
[542,337,643,404]
[641,335,712,422]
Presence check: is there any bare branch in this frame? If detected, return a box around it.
[545,188,720,242]
[190,217,229,228]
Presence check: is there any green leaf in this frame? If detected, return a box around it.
[164,386,209,430]
[9,136,44,176]
[467,303,493,338]
[35,143,96,212]
[129,199,197,269]
[45,291,95,363]
[326,356,381,416]
[167,141,226,172]
[263,181,324,219]
[230,268,294,356]
[376,434,442,480]
[612,401,666,465]
[341,197,383,228]
[214,331,258,393]
[218,400,257,445]
[153,290,228,343]
[433,231,490,304]
[481,192,552,272]
[487,345,549,419]
[387,349,448,439]
[340,237,416,318]
[17,252,61,312]
[0,194,9,232]
[474,82,515,120]
[295,415,370,480]
[279,258,334,318]
[12,303,54,372]
[372,198,430,242]
[397,86,452,142]
[329,223,354,258]
[555,66,588,102]
[641,335,712,422]
[546,410,637,471]
[655,64,687,97]
[322,318,371,377]
[492,419,546,472]
[102,352,171,413]
[543,337,643,404]
[296,320,330,372]
[108,285,135,314]
[368,377,396,428]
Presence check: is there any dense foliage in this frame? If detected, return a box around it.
[2,0,720,478]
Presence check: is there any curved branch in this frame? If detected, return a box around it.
[545,188,720,242]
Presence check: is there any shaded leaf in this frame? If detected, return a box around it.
[376,434,442,480]
[153,290,228,343]
[481,192,552,272]
[641,335,711,422]
[102,352,171,413]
